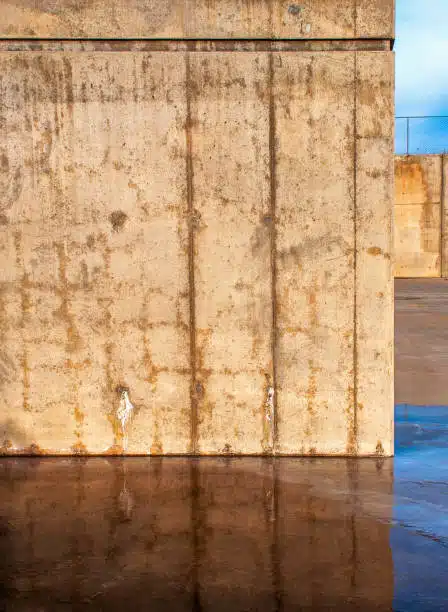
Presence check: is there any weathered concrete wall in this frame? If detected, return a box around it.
[0,2,395,456]
[394,155,447,278]
[1,1,395,39]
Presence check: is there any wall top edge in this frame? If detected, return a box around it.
[0,1,395,40]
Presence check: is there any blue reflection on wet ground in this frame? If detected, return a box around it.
[393,405,448,612]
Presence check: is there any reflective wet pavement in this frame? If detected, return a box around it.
[0,405,446,611]
[395,279,448,407]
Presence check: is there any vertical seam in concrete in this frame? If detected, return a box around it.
[269,0,274,36]
[441,155,446,278]
[352,51,359,455]
[354,0,358,38]
[269,52,278,454]
[185,52,198,455]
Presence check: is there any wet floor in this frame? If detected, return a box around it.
[395,278,448,406]
[0,406,447,611]
[0,281,447,611]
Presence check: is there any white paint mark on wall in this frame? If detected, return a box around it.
[266,386,275,422]
[117,389,134,449]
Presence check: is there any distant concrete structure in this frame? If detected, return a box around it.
[395,155,448,278]
[0,1,395,456]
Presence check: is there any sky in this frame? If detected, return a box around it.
[395,0,448,153]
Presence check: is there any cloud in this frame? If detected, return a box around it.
[395,0,448,116]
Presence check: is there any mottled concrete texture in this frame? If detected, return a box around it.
[0,2,395,456]
[1,0,395,40]
[394,155,447,278]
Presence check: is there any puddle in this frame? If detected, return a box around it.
[0,406,446,610]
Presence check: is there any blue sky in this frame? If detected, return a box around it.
[396,0,448,115]
[395,0,448,152]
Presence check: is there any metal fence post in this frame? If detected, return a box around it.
[406,117,410,155]
[397,115,448,155]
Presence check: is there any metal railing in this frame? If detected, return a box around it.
[396,116,448,155]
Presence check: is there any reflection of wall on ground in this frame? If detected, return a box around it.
[0,457,394,611]
[395,155,447,278]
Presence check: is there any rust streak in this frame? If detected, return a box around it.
[13,232,31,412]
[72,440,87,455]
[54,242,82,353]
[268,51,278,454]
[140,293,159,390]
[261,373,273,454]
[185,51,198,455]
[150,418,163,455]
[375,441,385,457]
[55,242,86,447]
[349,51,359,456]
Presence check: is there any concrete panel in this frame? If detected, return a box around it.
[443,155,448,278]
[0,1,395,40]
[356,0,395,39]
[395,156,442,206]
[355,52,394,456]
[189,52,273,455]
[275,52,356,455]
[394,156,442,278]
[275,50,394,456]
[0,52,191,454]
[394,204,441,278]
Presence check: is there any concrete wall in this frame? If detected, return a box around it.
[1,1,395,39]
[0,1,395,456]
[394,155,447,278]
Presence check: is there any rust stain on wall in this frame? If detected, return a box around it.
[13,231,32,413]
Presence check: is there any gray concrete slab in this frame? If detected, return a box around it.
[395,278,448,406]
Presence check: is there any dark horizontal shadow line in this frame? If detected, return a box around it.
[0,453,393,459]
[0,37,392,52]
